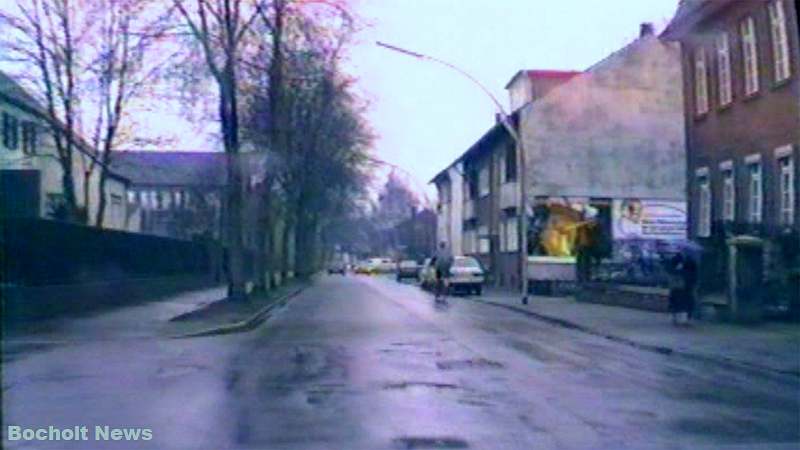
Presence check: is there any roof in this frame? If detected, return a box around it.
[0,71,130,184]
[661,0,733,39]
[0,71,48,117]
[504,70,582,89]
[111,151,228,187]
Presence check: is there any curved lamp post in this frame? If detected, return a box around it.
[376,41,530,304]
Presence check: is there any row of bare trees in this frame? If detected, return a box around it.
[1,0,373,300]
[173,0,372,299]
[0,0,172,225]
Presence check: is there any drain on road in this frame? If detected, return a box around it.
[392,436,469,449]
[436,358,503,370]
[383,381,458,390]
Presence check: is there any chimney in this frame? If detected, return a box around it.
[640,22,654,38]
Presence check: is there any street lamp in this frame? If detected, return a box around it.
[377,41,530,304]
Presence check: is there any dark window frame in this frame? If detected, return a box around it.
[3,112,20,150]
[505,143,517,182]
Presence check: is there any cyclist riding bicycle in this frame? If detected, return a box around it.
[433,242,453,301]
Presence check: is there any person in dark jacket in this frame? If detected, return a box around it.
[668,253,698,325]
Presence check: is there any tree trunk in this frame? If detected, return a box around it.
[281,219,293,281]
[225,151,247,300]
[253,215,269,293]
[61,164,81,223]
[95,169,108,227]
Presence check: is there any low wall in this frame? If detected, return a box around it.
[2,218,220,286]
[2,275,220,322]
[576,282,669,312]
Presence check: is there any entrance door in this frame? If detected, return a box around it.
[0,170,41,218]
[733,243,764,321]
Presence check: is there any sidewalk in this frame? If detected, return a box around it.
[2,286,226,362]
[475,288,800,377]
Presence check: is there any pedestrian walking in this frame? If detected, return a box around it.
[433,242,453,301]
[667,253,698,326]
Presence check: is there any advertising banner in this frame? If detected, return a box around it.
[612,199,687,240]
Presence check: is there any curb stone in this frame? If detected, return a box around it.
[171,286,307,339]
[464,297,800,381]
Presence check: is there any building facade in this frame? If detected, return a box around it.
[111,151,227,240]
[433,163,464,257]
[1,71,129,230]
[433,25,688,290]
[662,0,799,309]
[518,26,687,285]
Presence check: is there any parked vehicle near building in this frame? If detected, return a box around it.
[448,256,485,295]
[396,259,420,281]
[354,260,374,274]
[418,258,436,289]
[371,257,396,274]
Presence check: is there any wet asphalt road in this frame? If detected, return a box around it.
[3,275,799,450]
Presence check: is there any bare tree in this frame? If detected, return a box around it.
[0,0,90,222]
[0,0,171,226]
[88,0,172,227]
[172,0,261,300]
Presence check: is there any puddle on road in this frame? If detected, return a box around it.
[436,358,503,370]
[392,436,469,449]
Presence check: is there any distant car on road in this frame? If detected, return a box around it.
[370,257,396,274]
[354,260,374,274]
[396,260,420,281]
[327,260,346,275]
[448,256,485,295]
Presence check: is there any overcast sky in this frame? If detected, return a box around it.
[344,0,679,200]
[3,0,680,201]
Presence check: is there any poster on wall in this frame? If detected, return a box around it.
[612,199,687,240]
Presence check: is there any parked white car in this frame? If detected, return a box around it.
[418,258,436,289]
[372,257,396,273]
[448,256,485,295]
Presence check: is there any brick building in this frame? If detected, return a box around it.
[662,0,799,312]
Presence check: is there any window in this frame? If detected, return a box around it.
[747,161,762,223]
[497,152,506,185]
[505,216,519,252]
[21,121,37,154]
[716,32,733,106]
[478,165,490,197]
[740,16,759,95]
[499,221,506,252]
[697,172,711,237]
[768,0,791,83]
[465,170,478,200]
[505,143,517,182]
[694,48,709,114]
[155,191,163,210]
[463,229,477,254]
[778,155,795,225]
[439,182,451,204]
[2,112,19,150]
[721,166,735,221]
[478,225,490,254]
